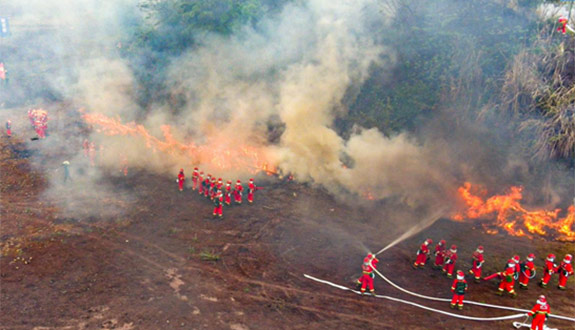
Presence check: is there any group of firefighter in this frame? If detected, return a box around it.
[356,239,573,329]
[4,109,49,140]
[177,167,260,218]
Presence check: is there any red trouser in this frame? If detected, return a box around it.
[192,178,197,190]
[235,191,242,203]
[225,193,231,205]
[519,271,531,286]
[6,129,11,136]
[204,188,209,198]
[443,263,455,276]
[558,273,570,288]
[178,180,184,191]
[199,184,204,194]
[434,255,444,267]
[248,191,254,203]
[358,273,374,292]
[213,205,222,217]
[531,314,546,330]
[451,294,464,306]
[414,253,427,266]
[541,271,552,285]
[498,280,515,293]
[470,266,482,279]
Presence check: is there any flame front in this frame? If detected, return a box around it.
[82,112,277,175]
[454,182,575,241]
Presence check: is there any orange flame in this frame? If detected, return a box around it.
[454,182,575,241]
[82,112,277,175]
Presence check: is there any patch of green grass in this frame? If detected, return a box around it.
[187,246,196,254]
[200,250,220,261]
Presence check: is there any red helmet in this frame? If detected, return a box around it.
[236,180,241,184]
[537,295,547,305]
[425,239,433,245]
[547,254,555,261]
[564,254,572,264]
[456,270,464,280]
[250,178,254,181]
[200,171,204,174]
[477,246,484,253]
[194,167,198,171]
[450,245,457,252]
[180,168,184,172]
[439,240,446,246]
[227,180,232,184]
[513,255,520,263]
[559,16,568,23]
[218,178,222,182]
[507,259,516,267]
[527,253,535,261]
[207,174,212,178]
[211,177,216,182]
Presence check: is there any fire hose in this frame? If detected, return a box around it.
[371,266,575,323]
[304,266,575,324]
[304,274,524,322]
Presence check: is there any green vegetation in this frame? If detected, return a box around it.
[200,249,221,261]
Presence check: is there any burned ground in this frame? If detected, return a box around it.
[1,131,574,330]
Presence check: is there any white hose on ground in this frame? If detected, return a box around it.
[371,266,575,323]
[303,274,525,321]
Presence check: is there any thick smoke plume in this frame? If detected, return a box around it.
[5,0,570,232]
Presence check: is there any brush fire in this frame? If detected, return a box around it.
[454,182,575,241]
[82,111,277,176]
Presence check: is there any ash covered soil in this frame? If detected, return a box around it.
[1,133,574,330]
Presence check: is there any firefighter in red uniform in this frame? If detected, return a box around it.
[213,190,223,218]
[433,239,446,269]
[557,254,573,290]
[450,270,468,310]
[247,178,256,204]
[512,255,521,278]
[203,174,212,198]
[527,295,550,330]
[225,180,232,206]
[442,245,458,278]
[558,16,568,34]
[209,177,217,200]
[5,120,11,137]
[234,180,243,204]
[519,253,536,290]
[469,245,484,283]
[413,239,432,268]
[192,168,199,191]
[177,168,185,191]
[539,254,557,288]
[198,172,205,195]
[485,259,517,297]
[217,178,223,193]
[356,253,379,295]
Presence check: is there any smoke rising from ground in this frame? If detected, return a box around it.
[6,0,569,227]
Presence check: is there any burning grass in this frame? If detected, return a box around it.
[453,182,575,241]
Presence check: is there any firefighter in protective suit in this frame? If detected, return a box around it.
[177,169,185,192]
[557,254,573,290]
[356,253,379,296]
[450,270,468,310]
[484,259,517,297]
[413,239,432,269]
[527,295,550,330]
[519,253,536,290]
[433,239,446,269]
[442,245,458,278]
[468,245,484,283]
[539,254,557,288]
